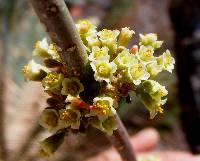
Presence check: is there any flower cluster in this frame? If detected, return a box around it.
[22,19,175,156]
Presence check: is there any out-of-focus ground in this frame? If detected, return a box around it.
[0,0,191,161]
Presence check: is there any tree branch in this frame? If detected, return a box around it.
[107,115,137,161]
[29,0,88,76]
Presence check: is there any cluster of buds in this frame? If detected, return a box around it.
[22,19,175,156]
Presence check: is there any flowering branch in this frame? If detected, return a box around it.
[26,0,175,161]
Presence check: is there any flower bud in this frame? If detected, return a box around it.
[38,132,65,157]
[118,27,135,46]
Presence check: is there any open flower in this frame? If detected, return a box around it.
[39,109,59,132]
[137,45,155,64]
[42,72,64,93]
[146,60,163,77]
[22,60,48,81]
[114,49,138,69]
[89,46,110,61]
[86,31,101,48]
[59,105,81,129]
[157,50,175,73]
[33,38,50,58]
[61,77,84,96]
[118,27,135,46]
[89,97,116,121]
[128,63,150,85]
[139,33,163,49]
[137,80,168,119]
[90,60,117,83]
[97,29,120,48]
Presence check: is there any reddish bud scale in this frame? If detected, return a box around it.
[72,98,91,110]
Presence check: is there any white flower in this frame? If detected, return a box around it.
[59,105,81,129]
[33,38,50,58]
[61,77,84,96]
[89,46,110,61]
[97,29,120,48]
[88,97,117,121]
[114,49,138,69]
[157,50,175,73]
[139,33,163,49]
[128,63,150,85]
[118,27,135,46]
[90,60,117,83]
[146,60,163,77]
[39,109,60,132]
[76,19,96,34]
[137,45,155,64]
[42,72,64,93]
[47,44,61,62]
[138,80,168,119]
[22,60,49,81]
[86,31,101,48]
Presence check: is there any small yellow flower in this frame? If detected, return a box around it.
[146,61,163,77]
[89,46,110,61]
[42,72,64,93]
[38,109,59,132]
[86,31,101,48]
[59,105,81,129]
[157,50,175,73]
[97,29,120,48]
[128,63,150,85]
[138,80,168,119]
[118,27,135,46]
[33,38,50,58]
[139,33,163,49]
[114,49,138,69]
[48,44,61,62]
[138,45,155,63]
[22,60,48,81]
[88,97,116,121]
[90,60,117,83]
[61,77,84,96]
[76,19,96,34]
